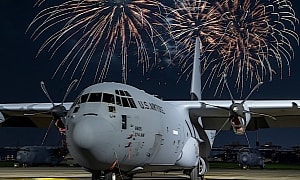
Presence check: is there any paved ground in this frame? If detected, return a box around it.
[0,167,299,179]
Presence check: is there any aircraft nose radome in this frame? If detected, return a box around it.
[16,153,24,161]
[72,116,113,149]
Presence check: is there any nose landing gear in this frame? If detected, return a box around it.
[92,171,117,180]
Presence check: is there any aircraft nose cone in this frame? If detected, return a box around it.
[16,152,24,161]
[72,116,113,149]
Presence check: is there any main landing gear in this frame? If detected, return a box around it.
[187,157,207,180]
[92,171,133,180]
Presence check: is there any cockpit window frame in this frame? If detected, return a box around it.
[75,88,136,109]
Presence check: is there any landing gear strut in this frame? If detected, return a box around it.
[92,171,116,180]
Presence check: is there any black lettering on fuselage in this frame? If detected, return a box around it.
[137,101,165,114]
[144,102,149,109]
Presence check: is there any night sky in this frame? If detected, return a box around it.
[0,0,300,148]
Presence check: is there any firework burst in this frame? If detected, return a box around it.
[166,0,225,80]
[167,0,298,94]
[28,0,171,84]
[212,0,299,93]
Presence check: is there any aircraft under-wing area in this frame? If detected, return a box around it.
[1,39,300,180]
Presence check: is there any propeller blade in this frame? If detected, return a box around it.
[61,79,78,104]
[41,119,54,146]
[242,82,264,104]
[208,77,275,135]
[215,117,231,137]
[40,81,55,106]
[39,80,75,147]
[243,110,277,120]
[223,74,235,104]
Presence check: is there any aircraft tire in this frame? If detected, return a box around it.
[189,166,204,180]
[190,166,198,180]
[91,172,101,180]
[91,171,117,180]
[104,172,116,180]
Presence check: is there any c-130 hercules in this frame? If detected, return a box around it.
[1,38,300,179]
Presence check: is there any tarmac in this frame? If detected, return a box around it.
[0,167,299,179]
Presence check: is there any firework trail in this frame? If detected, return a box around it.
[28,0,171,84]
[168,0,299,95]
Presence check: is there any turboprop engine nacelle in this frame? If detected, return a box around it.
[230,103,251,135]
[0,112,5,124]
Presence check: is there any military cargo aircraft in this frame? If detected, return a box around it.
[1,38,300,179]
[237,147,265,169]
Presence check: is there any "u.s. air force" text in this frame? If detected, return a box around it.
[137,101,165,114]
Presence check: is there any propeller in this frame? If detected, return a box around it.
[40,79,78,145]
[203,74,276,136]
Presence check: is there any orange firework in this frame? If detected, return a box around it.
[166,0,225,80]
[213,0,299,92]
[28,0,171,84]
[167,0,298,94]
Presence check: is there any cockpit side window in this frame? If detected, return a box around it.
[128,98,137,108]
[119,90,126,96]
[80,94,89,103]
[89,93,102,102]
[124,91,131,97]
[121,97,130,107]
[114,89,136,108]
[115,95,122,106]
[103,93,115,104]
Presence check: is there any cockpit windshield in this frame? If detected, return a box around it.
[88,93,102,102]
[75,89,137,108]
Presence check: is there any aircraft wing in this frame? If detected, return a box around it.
[0,103,72,128]
[183,100,300,130]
